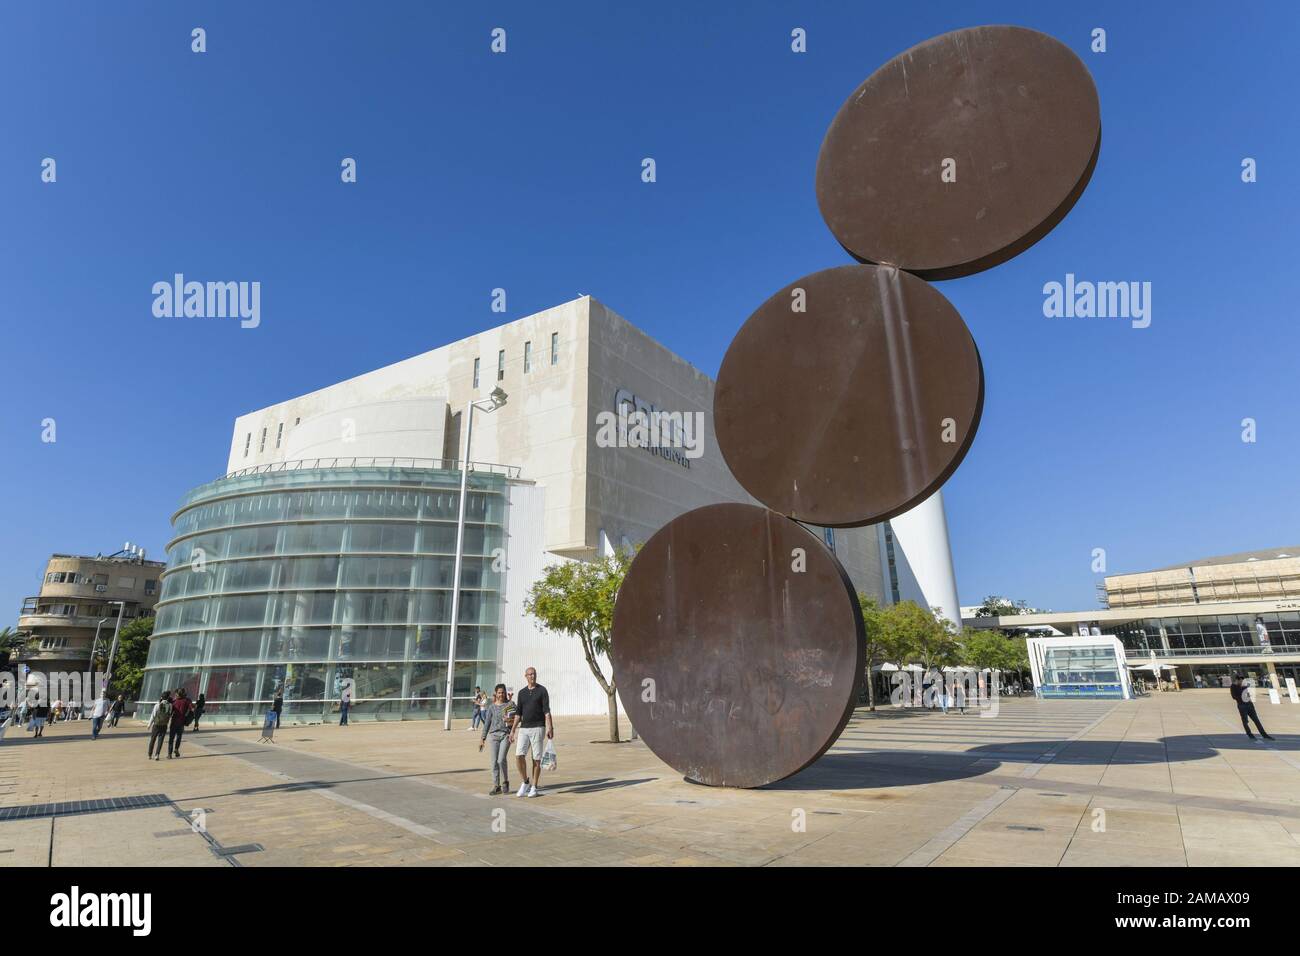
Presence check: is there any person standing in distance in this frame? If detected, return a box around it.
[1232,675,1274,741]
[510,667,552,798]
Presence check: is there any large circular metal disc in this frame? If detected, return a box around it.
[816,24,1101,280]
[714,264,983,527]
[612,503,864,788]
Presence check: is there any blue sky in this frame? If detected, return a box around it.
[3,0,1297,619]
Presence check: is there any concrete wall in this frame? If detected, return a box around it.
[496,481,619,716]
[282,397,447,462]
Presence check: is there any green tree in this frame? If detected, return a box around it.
[0,626,26,668]
[912,606,962,672]
[525,551,631,741]
[859,594,888,711]
[1001,635,1031,687]
[960,627,1010,671]
[105,616,154,701]
[974,595,1029,618]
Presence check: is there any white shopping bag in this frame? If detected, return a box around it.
[540,738,557,772]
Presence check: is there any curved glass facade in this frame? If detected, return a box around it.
[141,464,507,722]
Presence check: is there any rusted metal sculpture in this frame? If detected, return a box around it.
[715,264,984,527]
[612,504,865,788]
[816,24,1101,281]
[614,25,1099,787]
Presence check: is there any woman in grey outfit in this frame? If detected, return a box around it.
[478,683,515,795]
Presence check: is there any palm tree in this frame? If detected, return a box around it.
[0,627,29,667]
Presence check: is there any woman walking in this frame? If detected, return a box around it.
[478,684,516,795]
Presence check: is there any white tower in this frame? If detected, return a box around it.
[882,490,962,627]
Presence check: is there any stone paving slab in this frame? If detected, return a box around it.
[4,690,1300,866]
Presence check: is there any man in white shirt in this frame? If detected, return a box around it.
[90,692,110,740]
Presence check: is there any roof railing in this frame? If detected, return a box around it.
[219,457,521,480]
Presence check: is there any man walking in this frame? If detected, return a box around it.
[1232,675,1274,741]
[90,692,110,739]
[511,667,552,798]
[109,694,125,728]
[168,688,194,758]
[147,692,172,760]
[272,685,284,728]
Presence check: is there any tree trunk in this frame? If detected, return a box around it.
[607,688,621,742]
[867,668,876,711]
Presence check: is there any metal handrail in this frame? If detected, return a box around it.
[220,457,520,480]
[1136,644,1300,657]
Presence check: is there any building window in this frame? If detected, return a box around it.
[473,357,480,389]
[259,428,267,453]
[275,423,284,449]
[524,341,532,373]
[551,332,558,366]
[823,528,836,553]
[145,580,157,596]
[295,417,300,426]
[244,433,251,458]
[883,522,901,604]
[497,350,505,382]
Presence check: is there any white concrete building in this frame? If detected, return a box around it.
[143,297,959,719]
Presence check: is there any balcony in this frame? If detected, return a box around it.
[18,612,137,631]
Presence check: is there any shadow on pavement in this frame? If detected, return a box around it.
[761,732,1285,792]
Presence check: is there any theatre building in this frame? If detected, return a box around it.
[141,297,960,721]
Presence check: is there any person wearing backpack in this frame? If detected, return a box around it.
[147,692,173,760]
[1232,676,1274,741]
[168,688,194,758]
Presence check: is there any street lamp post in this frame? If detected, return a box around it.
[100,601,126,697]
[89,616,111,677]
[443,387,506,730]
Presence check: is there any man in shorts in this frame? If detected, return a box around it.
[510,666,553,798]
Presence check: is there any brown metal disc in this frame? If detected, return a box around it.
[612,503,864,788]
[714,264,983,527]
[816,24,1101,280]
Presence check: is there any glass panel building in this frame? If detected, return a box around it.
[141,463,509,722]
[1026,636,1132,699]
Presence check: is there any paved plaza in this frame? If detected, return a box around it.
[3,690,1300,867]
